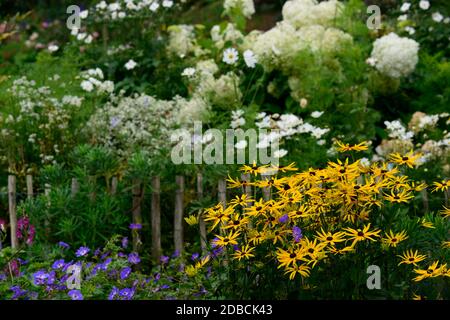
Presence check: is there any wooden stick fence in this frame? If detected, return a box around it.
[2,174,235,261]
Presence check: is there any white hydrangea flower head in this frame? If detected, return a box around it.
[167,25,196,58]
[370,33,419,78]
[223,0,255,19]
[282,0,343,29]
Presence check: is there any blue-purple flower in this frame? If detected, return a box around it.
[191,253,199,261]
[120,267,132,280]
[279,214,289,223]
[52,259,65,270]
[121,237,128,248]
[33,270,49,285]
[10,285,27,299]
[75,246,90,257]
[108,287,119,300]
[119,288,134,300]
[129,223,142,230]
[58,241,70,249]
[292,226,303,242]
[160,255,169,264]
[128,252,141,265]
[68,289,83,300]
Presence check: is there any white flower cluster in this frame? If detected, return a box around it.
[384,120,414,140]
[1,76,83,165]
[211,23,244,49]
[95,0,173,20]
[186,59,242,107]
[167,25,202,58]
[282,0,343,28]
[79,68,115,94]
[231,109,246,129]
[230,112,330,158]
[223,0,255,19]
[375,113,450,164]
[370,33,419,78]
[86,92,178,158]
[174,94,210,125]
[250,5,352,70]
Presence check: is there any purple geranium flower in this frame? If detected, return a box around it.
[279,214,289,223]
[119,288,134,300]
[68,289,83,300]
[120,267,132,280]
[33,270,49,285]
[52,259,65,270]
[101,258,112,271]
[160,284,170,290]
[75,246,90,257]
[172,250,180,258]
[121,237,128,248]
[108,287,119,300]
[129,223,142,230]
[128,252,141,265]
[160,255,169,264]
[292,226,303,242]
[10,285,27,299]
[58,241,70,249]
[191,253,199,261]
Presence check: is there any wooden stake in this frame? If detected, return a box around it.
[26,175,33,199]
[262,174,272,201]
[71,178,79,198]
[197,173,207,252]
[132,179,143,252]
[174,176,184,254]
[218,179,227,209]
[151,176,161,260]
[111,176,118,195]
[421,188,429,213]
[8,175,18,249]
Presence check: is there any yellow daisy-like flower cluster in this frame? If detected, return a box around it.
[201,153,444,281]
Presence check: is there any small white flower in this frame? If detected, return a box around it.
[398,14,408,21]
[181,67,196,77]
[432,12,444,23]
[70,28,79,36]
[81,80,94,92]
[274,149,288,158]
[311,111,324,118]
[256,112,266,120]
[125,59,138,70]
[400,2,411,12]
[79,10,89,19]
[366,57,377,66]
[317,139,326,146]
[360,157,371,167]
[243,49,258,68]
[109,3,120,11]
[162,0,174,8]
[149,2,160,11]
[97,1,107,10]
[222,48,239,65]
[84,35,93,44]
[77,33,87,41]
[405,26,415,35]
[419,0,430,10]
[444,17,450,24]
[235,140,247,149]
[118,11,126,18]
[300,98,308,109]
[48,45,59,52]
